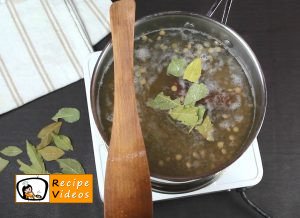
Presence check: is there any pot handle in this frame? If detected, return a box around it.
[206,0,233,25]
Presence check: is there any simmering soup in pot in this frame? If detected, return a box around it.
[97,28,254,180]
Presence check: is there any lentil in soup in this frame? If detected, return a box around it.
[97,28,254,180]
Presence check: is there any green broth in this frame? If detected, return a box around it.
[98,28,254,180]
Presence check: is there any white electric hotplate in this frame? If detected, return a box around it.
[83,52,263,202]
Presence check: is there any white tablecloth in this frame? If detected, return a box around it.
[0,0,111,114]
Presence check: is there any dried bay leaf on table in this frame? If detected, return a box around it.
[52,134,73,151]
[26,141,46,172]
[167,58,187,77]
[57,158,85,174]
[0,157,9,173]
[0,146,22,157]
[37,137,51,150]
[17,159,43,174]
[184,83,209,105]
[37,122,62,149]
[183,58,202,82]
[38,122,62,138]
[52,107,80,123]
[38,146,65,161]
[147,92,181,110]
[17,141,48,174]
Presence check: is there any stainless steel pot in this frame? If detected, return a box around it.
[90,5,267,194]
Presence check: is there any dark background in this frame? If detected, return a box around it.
[0,0,299,217]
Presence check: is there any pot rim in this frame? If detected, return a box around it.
[90,11,267,183]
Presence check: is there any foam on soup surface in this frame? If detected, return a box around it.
[98,28,254,180]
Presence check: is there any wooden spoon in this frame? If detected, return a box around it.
[104,0,153,218]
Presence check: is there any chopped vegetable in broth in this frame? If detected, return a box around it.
[98,28,254,180]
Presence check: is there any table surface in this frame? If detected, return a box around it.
[1,0,299,217]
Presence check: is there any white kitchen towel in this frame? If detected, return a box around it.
[0,0,111,115]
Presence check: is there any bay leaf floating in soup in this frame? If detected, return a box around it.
[98,28,254,180]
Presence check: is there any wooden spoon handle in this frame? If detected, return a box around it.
[104,0,153,218]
